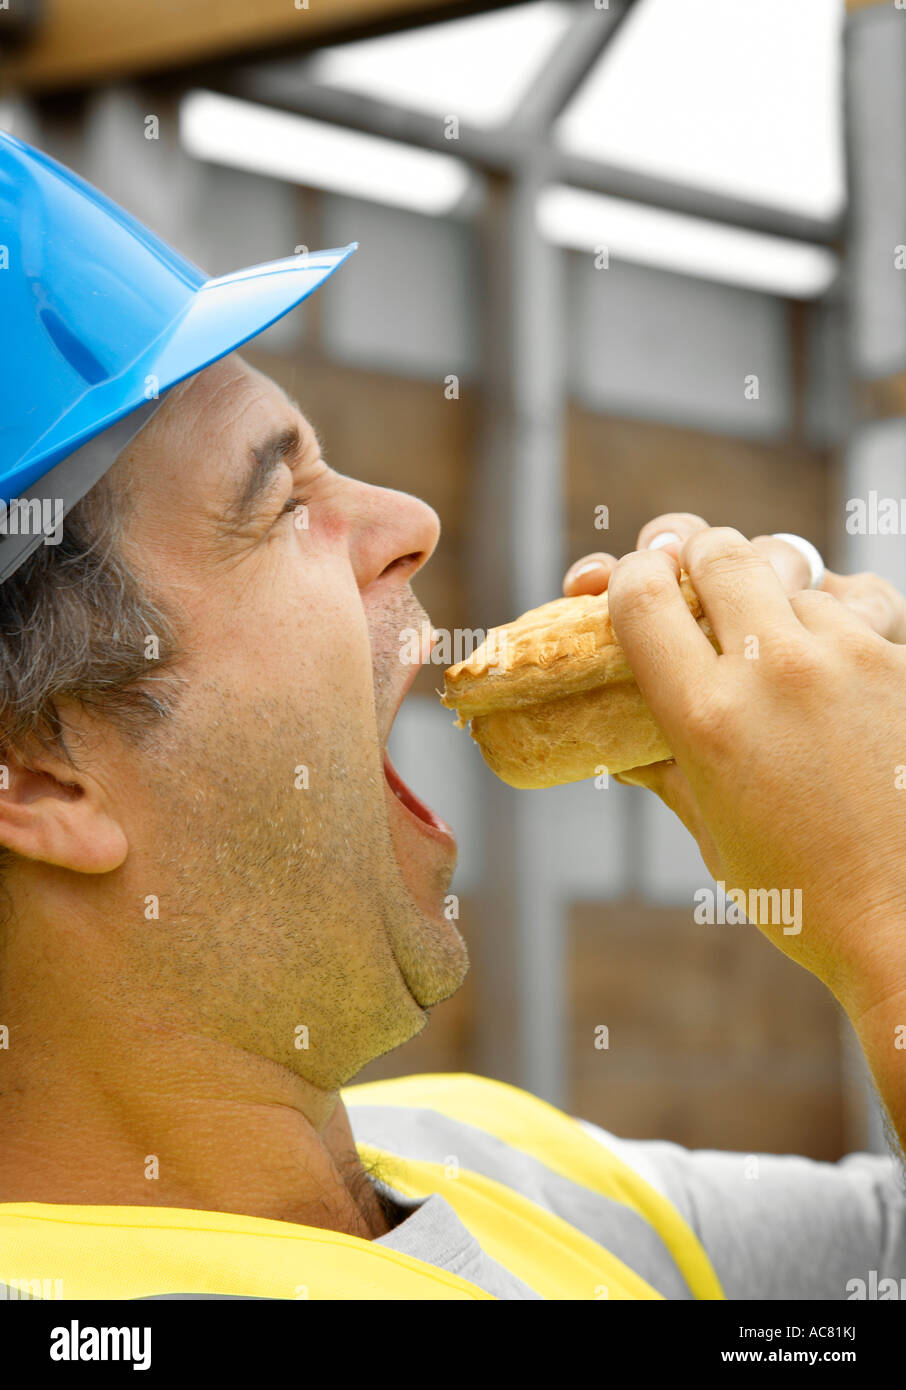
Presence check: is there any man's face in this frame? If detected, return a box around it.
[103,353,468,1087]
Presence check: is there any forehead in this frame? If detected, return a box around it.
[123,355,306,509]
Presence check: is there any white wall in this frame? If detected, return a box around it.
[567,253,792,438]
[843,419,906,594]
[319,194,476,380]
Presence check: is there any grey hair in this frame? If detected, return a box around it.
[0,468,186,771]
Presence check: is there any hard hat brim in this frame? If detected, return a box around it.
[13,242,358,499]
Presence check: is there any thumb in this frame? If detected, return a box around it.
[615,760,723,880]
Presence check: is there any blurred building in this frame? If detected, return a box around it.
[2,0,903,1160]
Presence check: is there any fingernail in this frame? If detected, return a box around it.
[568,559,606,581]
[647,531,682,551]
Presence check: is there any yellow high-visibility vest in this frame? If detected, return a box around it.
[0,1073,724,1300]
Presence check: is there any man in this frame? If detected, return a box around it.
[1,131,904,1301]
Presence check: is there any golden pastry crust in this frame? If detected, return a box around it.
[441,572,718,788]
[469,682,671,788]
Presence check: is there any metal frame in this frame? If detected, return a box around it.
[213,0,842,247]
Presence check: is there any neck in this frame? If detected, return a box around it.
[0,1003,393,1241]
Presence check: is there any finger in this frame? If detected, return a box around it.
[562,552,617,597]
[607,549,718,730]
[749,535,812,594]
[820,569,906,642]
[636,513,710,556]
[681,527,801,653]
[613,762,677,791]
[616,761,697,827]
[788,587,887,640]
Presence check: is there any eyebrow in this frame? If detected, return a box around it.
[226,421,307,529]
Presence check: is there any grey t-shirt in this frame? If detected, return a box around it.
[351,1103,906,1301]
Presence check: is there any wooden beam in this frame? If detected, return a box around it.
[0,0,518,95]
[846,0,899,10]
[566,406,831,564]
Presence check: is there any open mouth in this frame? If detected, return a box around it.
[383,748,456,846]
[380,622,456,851]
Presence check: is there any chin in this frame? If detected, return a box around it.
[399,928,471,1010]
[384,824,470,1009]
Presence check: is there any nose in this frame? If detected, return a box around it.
[346,480,441,590]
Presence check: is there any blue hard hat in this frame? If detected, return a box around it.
[0,129,357,579]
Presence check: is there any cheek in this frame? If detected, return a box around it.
[185,540,378,743]
[254,565,378,731]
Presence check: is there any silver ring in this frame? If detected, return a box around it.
[770,533,825,590]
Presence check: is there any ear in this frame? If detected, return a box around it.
[0,745,128,873]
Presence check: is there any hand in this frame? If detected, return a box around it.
[597,525,906,1019]
[563,515,906,924]
[563,516,906,1146]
